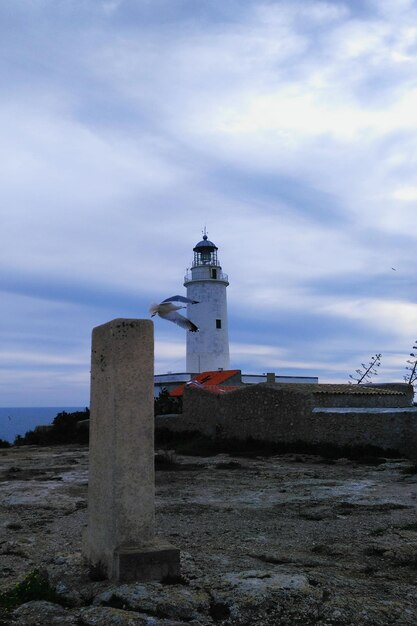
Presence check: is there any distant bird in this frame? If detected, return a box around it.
[149,295,199,332]
[391,267,397,271]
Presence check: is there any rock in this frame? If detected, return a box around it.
[4,521,23,530]
[311,542,353,557]
[79,605,188,625]
[12,600,77,625]
[0,540,28,558]
[53,580,84,607]
[3,444,417,625]
[192,570,321,626]
[224,570,310,593]
[206,587,322,626]
[94,583,211,622]
[384,544,417,566]
[52,551,83,566]
[317,595,417,626]
[298,506,335,521]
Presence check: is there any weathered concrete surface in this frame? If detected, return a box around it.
[114,539,181,583]
[85,318,179,582]
[2,444,417,624]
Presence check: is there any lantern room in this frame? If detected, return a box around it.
[192,234,218,267]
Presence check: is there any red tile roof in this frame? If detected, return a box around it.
[197,385,240,394]
[170,370,240,397]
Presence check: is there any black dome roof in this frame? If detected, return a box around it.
[193,234,218,252]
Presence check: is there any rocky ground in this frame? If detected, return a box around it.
[1,445,417,625]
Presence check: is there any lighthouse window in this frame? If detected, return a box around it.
[211,269,217,279]
[216,319,222,329]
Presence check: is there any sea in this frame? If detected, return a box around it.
[0,407,86,444]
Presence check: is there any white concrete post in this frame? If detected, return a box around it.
[84,319,180,582]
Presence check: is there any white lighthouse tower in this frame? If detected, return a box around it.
[184,232,230,373]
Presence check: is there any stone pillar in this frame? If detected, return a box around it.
[84,319,180,582]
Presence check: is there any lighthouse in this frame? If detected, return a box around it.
[184,232,230,373]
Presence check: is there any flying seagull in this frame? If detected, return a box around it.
[149,295,199,332]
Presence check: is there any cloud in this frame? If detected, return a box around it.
[1,0,417,403]
[154,337,186,373]
[320,297,417,342]
[392,186,417,201]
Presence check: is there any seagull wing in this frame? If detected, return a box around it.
[164,310,199,332]
[150,301,183,317]
[162,295,199,305]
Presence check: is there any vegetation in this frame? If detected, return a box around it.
[404,341,417,384]
[11,389,180,447]
[14,409,90,446]
[155,428,400,462]
[0,438,10,448]
[0,569,63,611]
[154,387,182,415]
[348,353,381,384]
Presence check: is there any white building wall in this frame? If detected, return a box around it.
[185,277,230,372]
[241,374,319,384]
[154,373,192,397]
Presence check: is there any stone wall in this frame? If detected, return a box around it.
[311,408,417,452]
[216,385,312,441]
[312,384,413,408]
[164,384,313,440]
[155,382,417,458]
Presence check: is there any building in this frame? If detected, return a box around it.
[184,231,230,372]
[153,232,318,396]
[154,370,318,398]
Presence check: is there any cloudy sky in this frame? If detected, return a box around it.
[1,0,417,406]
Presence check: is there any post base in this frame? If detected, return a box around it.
[114,538,180,583]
